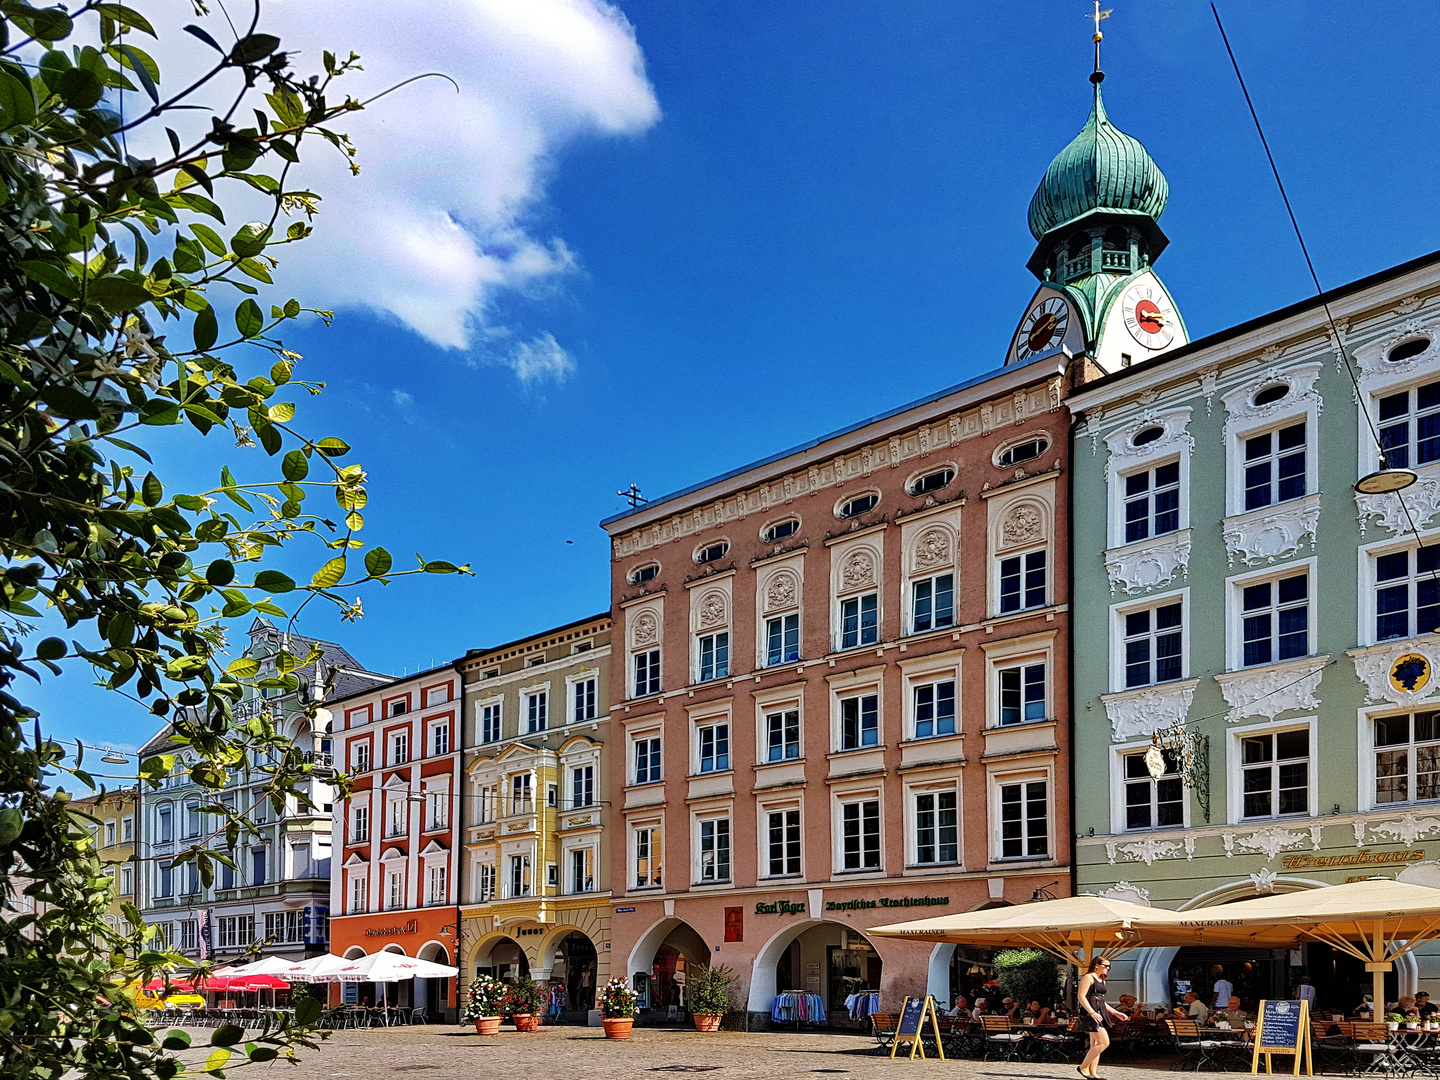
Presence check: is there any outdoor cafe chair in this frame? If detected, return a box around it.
[1161,1016,1227,1071]
[1036,1016,1085,1063]
[981,1016,1026,1062]
[1346,1022,1401,1076]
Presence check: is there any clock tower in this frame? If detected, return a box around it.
[1005,31,1186,373]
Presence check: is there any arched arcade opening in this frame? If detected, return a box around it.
[415,941,453,1022]
[749,920,883,1027]
[471,935,530,983]
[626,918,711,1022]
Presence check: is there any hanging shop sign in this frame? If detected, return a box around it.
[825,895,950,912]
[1280,849,1425,871]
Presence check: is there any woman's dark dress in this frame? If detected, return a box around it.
[1078,975,1110,1033]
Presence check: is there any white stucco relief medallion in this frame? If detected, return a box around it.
[1348,637,1440,707]
[1222,493,1321,566]
[764,573,797,613]
[697,593,727,629]
[1213,655,1329,723]
[1226,826,1309,861]
[1109,836,1184,866]
[631,611,658,646]
[1105,531,1192,595]
[913,528,952,571]
[1101,679,1199,742]
[1002,505,1043,546]
[841,550,876,589]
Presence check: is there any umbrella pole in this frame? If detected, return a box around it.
[1371,920,1390,1017]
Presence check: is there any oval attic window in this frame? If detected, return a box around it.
[696,542,729,564]
[763,519,799,543]
[629,564,659,585]
[997,436,1050,468]
[838,494,879,519]
[1389,338,1431,363]
[1252,384,1289,407]
[909,468,955,496]
[1132,426,1165,447]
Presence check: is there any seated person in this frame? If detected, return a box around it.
[945,995,969,1019]
[1352,995,1374,1018]
[1117,994,1141,1018]
[1419,992,1438,1019]
[1002,996,1020,1019]
[1214,996,1248,1025]
[970,997,989,1020]
[1026,1000,1052,1024]
[1184,991,1210,1024]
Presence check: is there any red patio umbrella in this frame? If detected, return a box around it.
[144,978,197,993]
[230,974,289,991]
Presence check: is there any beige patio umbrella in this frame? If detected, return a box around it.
[1136,879,1440,1012]
[870,893,1185,967]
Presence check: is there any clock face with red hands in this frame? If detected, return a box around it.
[1122,283,1176,349]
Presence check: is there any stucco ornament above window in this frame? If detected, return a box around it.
[1222,494,1321,567]
[1100,678,1199,742]
[697,592,727,629]
[1355,474,1440,537]
[1348,638,1440,707]
[1220,362,1323,441]
[630,612,658,647]
[840,549,876,590]
[912,527,953,572]
[763,571,798,613]
[1213,655,1329,724]
[1105,530,1191,595]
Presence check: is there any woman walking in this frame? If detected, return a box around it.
[1077,957,1126,1079]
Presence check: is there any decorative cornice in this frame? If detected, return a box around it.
[1222,493,1321,566]
[1348,636,1440,707]
[1105,530,1191,595]
[1213,655,1329,723]
[1356,471,1440,536]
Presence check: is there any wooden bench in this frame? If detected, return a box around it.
[870,1012,898,1053]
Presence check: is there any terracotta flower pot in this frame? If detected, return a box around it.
[473,1016,501,1036]
[511,1013,541,1032]
[602,1017,634,1039]
[693,1013,722,1032]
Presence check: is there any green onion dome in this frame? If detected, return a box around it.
[1027,83,1169,241]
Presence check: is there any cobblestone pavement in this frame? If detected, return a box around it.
[251,1025,1252,1080]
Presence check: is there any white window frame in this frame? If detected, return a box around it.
[630,820,663,891]
[570,763,595,809]
[523,687,549,733]
[568,673,598,724]
[994,545,1048,616]
[1359,530,1440,646]
[990,769,1052,862]
[764,611,801,668]
[694,714,731,775]
[835,690,881,752]
[759,800,803,879]
[506,852,533,898]
[1109,743,1189,833]
[630,728,662,786]
[833,789,883,874]
[1109,588,1190,693]
[1104,408,1194,550]
[474,859,496,902]
[695,630,730,683]
[1225,558,1316,671]
[428,718,451,757]
[632,648,661,697]
[837,591,880,650]
[477,697,502,744]
[1222,365,1322,518]
[122,814,133,843]
[907,777,961,868]
[566,842,597,894]
[352,741,371,773]
[1360,706,1440,811]
[351,803,369,843]
[908,570,957,635]
[509,773,533,816]
[1225,717,1318,825]
[693,810,732,885]
[348,873,367,913]
[389,729,409,766]
[424,785,449,831]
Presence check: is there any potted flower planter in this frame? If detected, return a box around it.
[512,1013,541,1032]
[1388,1022,1401,1032]
[473,1016,502,1035]
[687,965,737,1035]
[602,1017,634,1039]
[1407,1022,1421,1031]
[693,1013,722,1032]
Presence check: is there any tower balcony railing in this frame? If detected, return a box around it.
[1100,249,1133,271]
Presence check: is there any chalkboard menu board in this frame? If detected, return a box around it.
[897,996,927,1038]
[1250,998,1311,1076]
[890,996,945,1061]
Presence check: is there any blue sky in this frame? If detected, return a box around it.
[39,1,1440,755]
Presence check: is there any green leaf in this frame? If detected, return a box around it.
[248,1046,279,1063]
[423,560,461,574]
[206,560,235,586]
[20,259,79,300]
[282,450,309,481]
[192,304,218,351]
[175,191,225,223]
[161,1030,192,1051]
[311,556,346,589]
[364,547,392,576]
[268,402,294,423]
[205,1047,233,1072]
[35,637,65,661]
[140,399,182,425]
[113,43,158,103]
[138,754,174,780]
[235,299,263,338]
[210,1024,244,1048]
[230,33,281,64]
[253,570,295,594]
[237,257,273,284]
[28,7,74,42]
[284,298,301,318]
[141,472,163,507]
[191,223,227,257]
[55,67,103,109]
[315,437,350,457]
[97,5,158,37]
[0,809,22,846]
[0,62,37,127]
[230,222,271,259]
[226,657,259,678]
[87,275,153,313]
[294,997,322,1026]
[38,386,101,420]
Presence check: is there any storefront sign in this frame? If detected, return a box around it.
[754,899,805,915]
[825,895,950,912]
[615,906,636,913]
[1280,849,1425,870]
[364,919,417,937]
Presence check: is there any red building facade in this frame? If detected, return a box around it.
[601,359,1074,1023]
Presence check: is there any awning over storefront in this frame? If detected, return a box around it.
[870,893,1180,966]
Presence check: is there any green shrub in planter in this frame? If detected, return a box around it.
[994,948,1060,1010]
[502,975,546,1017]
[689,965,737,1016]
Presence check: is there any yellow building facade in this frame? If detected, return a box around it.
[76,788,139,936]
[458,614,613,1022]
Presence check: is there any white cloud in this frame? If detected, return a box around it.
[501,332,577,385]
[391,390,414,408]
[147,1,659,357]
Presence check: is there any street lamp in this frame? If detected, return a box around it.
[1355,466,1418,495]
[101,749,131,765]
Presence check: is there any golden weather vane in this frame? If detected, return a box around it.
[1088,1,1112,78]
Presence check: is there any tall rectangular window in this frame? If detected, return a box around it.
[1244,421,1307,510]
[388,798,406,837]
[1123,751,1183,829]
[352,805,369,843]
[766,809,801,877]
[634,649,661,696]
[913,680,957,739]
[180,919,198,952]
[999,550,1047,613]
[390,731,409,766]
[526,691,548,733]
[914,790,958,865]
[572,678,597,723]
[766,709,800,762]
[1379,380,1440,469]
[157,804,172,844]
[634,737,661,784]
[184,800,201,838]
[426,790,448,830]
[431,721,450,757]
[840,694,879,750]
[697,723,730,773]
[841,800,881,870]
[477,863,495,902]
[1242,572,1309,666]
[122,815,133,843]
[1376,546,1440,641]
[571,764,594,808]
[698,819,731,883]
[350,876,367,913]
[510,774,532,815]
[1124,461,1181,543]
[911,573,955,633]
[840,594,879,649]
[1375,711,1440,804]
[634,826,661,889]
[104,820,116,847]
[1241,729,1310,818]
[766,613,800,666]
[999,780,1048,858]
[570,847,595,893]
[998,664,1046,725]
[508,854,532,898]
[385,870,403,909]
[250,847,267,887]
[698,632,730,682]
[157,862,173,898]
[354,743,370,772]
[120,865,133,896]
[426,864,447,906]
[1124,601,1184,687]
[221,853,235,891]
[480,702,501,743]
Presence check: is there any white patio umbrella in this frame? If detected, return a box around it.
[233,955,306,977]
[333,952,457,983]
[286,953,353,983]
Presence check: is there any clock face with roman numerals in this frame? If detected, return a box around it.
[1015,296,1070,361]
[1122,283,1176,349]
